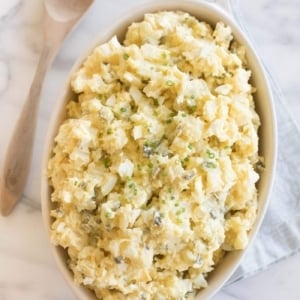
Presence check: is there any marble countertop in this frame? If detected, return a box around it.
[1,0,299,299]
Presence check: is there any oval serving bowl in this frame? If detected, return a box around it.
[41,0,277,299]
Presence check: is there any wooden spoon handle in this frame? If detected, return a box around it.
[0,3,87,216]
[0,45,53,216]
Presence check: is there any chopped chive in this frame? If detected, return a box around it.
[102,156,112,168]
[97,94,103,100]
[137,164,142,171]
[175,203,179,207]
[128,183,134,188]
[147,162,153,169]
[145,140,155,148]
[106,128,113,135]
[151,141,159,148]
[123,53,129,60]
[166,80,174,86]
[105,212,112,218]
[120,107,127,113]
[187,105,196,114]
[161,52,167,59]
[188,144,193,150]
[183,157,190,163]
[165,119,172,124]
[206,149,215,159]
[168,187,172,193]
[204,161,217,169]
[176,207,185,216]
[152,98,159,107]
[171,195,175,200]
[74,180,78,186]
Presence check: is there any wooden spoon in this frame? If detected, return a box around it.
[0,0,94,216]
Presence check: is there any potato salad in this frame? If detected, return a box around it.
[48,11,261,300]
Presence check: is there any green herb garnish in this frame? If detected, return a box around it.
[204,162,217,169]
[102,156,112,168]
[106,128,113,135]
[152,98,159,107]
[187,105,196,114]
[128,182,135,189]
[206,149,215,159]
[166,80,174,86]
[161,52,167,59]
[105,212,112,218]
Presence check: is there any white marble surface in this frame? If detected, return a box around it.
[0,0,300,299]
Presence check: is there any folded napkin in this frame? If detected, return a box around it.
[226,1,300,284]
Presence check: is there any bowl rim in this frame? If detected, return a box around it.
[41,0,277,299]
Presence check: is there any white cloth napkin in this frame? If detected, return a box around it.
[226,1,300,284]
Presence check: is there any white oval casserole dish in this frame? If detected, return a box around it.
[41,1,277,299]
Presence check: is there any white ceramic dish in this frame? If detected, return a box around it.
[41,1,277,299]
